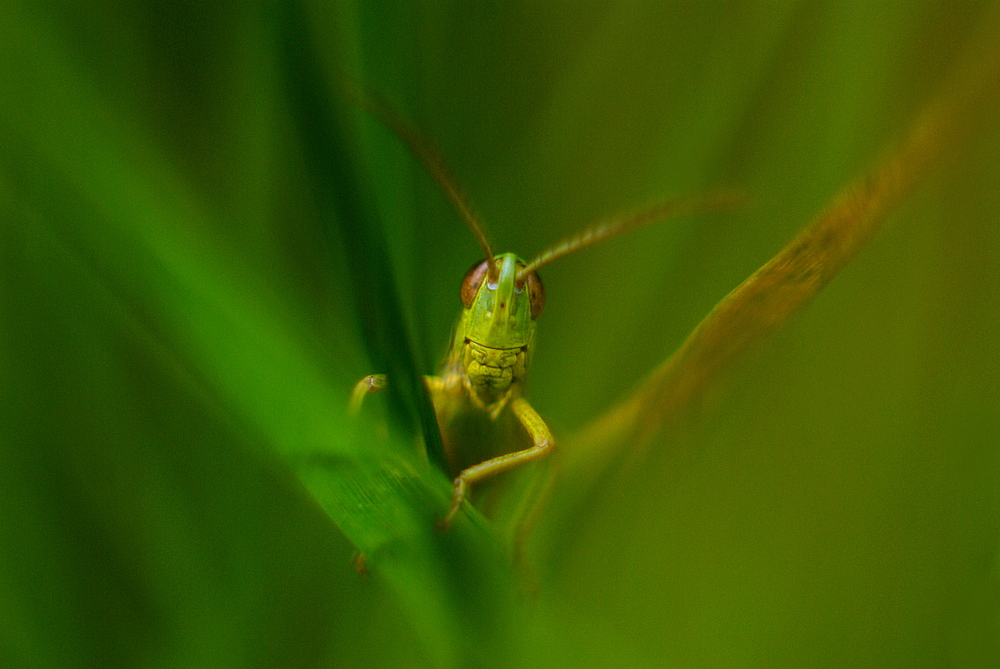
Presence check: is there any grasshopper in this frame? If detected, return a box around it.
[350,92,737,528]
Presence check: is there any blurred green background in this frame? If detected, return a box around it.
[2,1,998,667]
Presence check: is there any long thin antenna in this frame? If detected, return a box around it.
[518,189,746,281]
[349,84,496,272]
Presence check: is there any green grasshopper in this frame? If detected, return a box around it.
[350,92,737,528]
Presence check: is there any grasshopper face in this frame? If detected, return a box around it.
[456,253,545,401]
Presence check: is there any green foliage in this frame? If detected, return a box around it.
[2,1,998,668]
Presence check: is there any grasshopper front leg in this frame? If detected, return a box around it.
[348,374,388,416]
[441,397,555,528]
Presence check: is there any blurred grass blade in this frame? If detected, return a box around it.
[1,4,520,665]
[276,1,445,470]
[555,7,1000,512]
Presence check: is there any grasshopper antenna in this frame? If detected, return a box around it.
[518,189,747,282]
[349,84,496,274]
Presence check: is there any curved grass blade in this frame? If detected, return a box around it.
[538,7,1000,535]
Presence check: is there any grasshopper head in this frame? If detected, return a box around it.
[456,253,545,399]
[460,253,544,350]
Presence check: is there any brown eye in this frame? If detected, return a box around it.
[525,270,545,318]
[460,259,490,308]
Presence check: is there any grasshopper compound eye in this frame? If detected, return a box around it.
[460,259,490,309]
[523,271,545,319]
